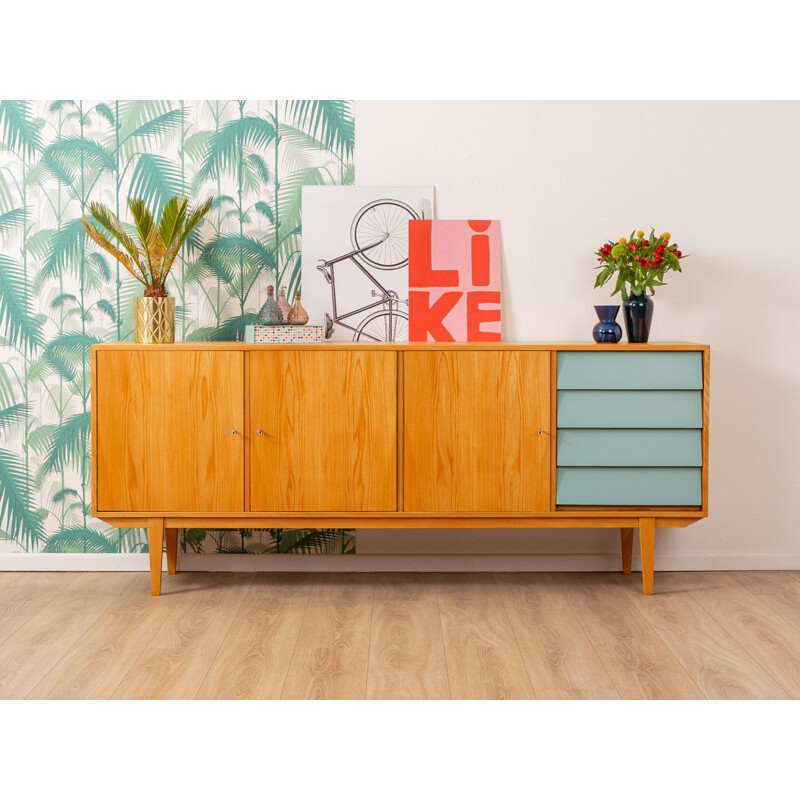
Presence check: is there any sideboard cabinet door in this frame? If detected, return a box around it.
[250,351,397,512]
[96,350,245,512]
[403,351,551,512]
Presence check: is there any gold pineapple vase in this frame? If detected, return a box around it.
[134,297,175,344]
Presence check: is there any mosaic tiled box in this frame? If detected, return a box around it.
[244,325,325,343]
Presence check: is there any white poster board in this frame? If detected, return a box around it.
[301,186,435,341]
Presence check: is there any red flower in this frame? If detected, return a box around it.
[642,258,651,269]
[654,255,663,266]
[628,242,636,252]
[675,250,682,258]
[655,246,665,256]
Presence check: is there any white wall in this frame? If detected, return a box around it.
[355,101,800,567]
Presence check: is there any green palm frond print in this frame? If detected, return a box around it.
[0,100,355,555]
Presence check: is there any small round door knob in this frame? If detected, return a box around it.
[231,428,237,435]
[256,428,264,435]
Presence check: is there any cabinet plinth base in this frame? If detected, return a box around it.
[140,514,673,597]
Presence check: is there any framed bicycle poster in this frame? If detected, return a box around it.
[301,186,435,341]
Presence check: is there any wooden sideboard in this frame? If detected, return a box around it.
[91,342,709,596]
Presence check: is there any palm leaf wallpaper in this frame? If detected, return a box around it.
[0,100,356,556]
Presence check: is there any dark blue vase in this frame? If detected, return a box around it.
[623,293,654,343]
[592,305,622,343]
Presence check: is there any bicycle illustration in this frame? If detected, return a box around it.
[316,199,420,341]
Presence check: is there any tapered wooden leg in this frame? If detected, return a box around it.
[148,518,164,597]
[621,528,634,575]
[639,518,655,596]
[165,528,178,575]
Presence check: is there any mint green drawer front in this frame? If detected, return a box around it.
[557,390,702,428]
[558,429,702,466]
[557,467,702,505]
[557,352,702,390]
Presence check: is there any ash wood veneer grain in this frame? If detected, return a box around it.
[672,571,800,698]
[0,572,134,699]
[281,573,374,700]
[495,573,619,699]
[165,528,179,575]
[111,573,253,700]
[250,351,397,512]
[195,574,313,700]
[610,573,788,700]
[435,573,534,699]
[96,350,244,512]
[404,350,550,513]
[366,574,449,700]
[554,573,705,699]
[621,528,634,575]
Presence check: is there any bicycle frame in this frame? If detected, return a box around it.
[321,238,405,340]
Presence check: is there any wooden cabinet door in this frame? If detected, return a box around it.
[250,351,397,512]
[403,350,550,512]
[96,350,244,512]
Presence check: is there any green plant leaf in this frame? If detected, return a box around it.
[41,412,91,474]
[0,253,43,353]
[0,403,27,433]
[129,154,186,216]
[44,331,103,361]
[125,108,187,144]
[0,100,42,158]
[0,448,46,550]
[51,293,78,309]
[43,527,117,553]
[254,201,274,223]
[248,153,271,185]
[198,116,276,181]
[0,208,27,237]
[286,100,354,161]
[95,103,115,126]
[42,137,115,181]
[95,299,116,322]
[40,218,86,282]
[52,487,80,504]
[208,312,261,342]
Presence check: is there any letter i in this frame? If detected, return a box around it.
[468,220,492,286]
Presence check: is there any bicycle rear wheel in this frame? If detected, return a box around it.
[353,310,409,342]
[350,199,418,270]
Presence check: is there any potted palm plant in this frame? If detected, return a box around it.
[84,196,212,343]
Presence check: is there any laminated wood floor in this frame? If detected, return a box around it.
[2,571,800,700]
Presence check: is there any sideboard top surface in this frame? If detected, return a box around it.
[92,341,709,352]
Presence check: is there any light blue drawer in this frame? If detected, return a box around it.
[557,390,703,428]
[557,467,702,505]
[557,429,702,466]
[557,351,702,390]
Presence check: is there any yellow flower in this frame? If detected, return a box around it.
[662,231,671,241]
[636,230,645,238]
[618,237,627,245]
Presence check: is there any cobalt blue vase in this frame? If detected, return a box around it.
[592,305,622,343]
[623,293,654,343]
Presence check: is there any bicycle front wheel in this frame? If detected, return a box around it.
[353,310,409,342]
[350,199,418,270]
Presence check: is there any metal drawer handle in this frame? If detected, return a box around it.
[538,428,544,435]
[231,428,238,436]
[256,428,264,435]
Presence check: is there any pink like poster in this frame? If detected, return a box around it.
[408,219,501,342]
